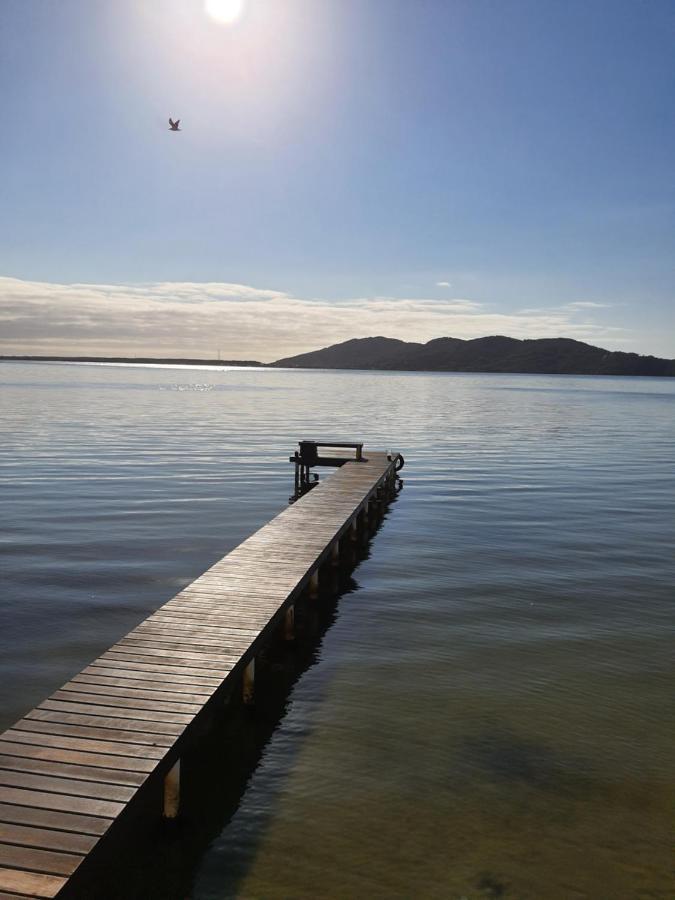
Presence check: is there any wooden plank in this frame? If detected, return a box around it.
[100,647,239,681]
[144,615,267,633]
[39,699,194,725]
[84,658,222,683]
[1,731,166,762]
[0,843,82,877]
[226,550,330,563]
[0,803,110,837]
[176,584,293,597]
[0,786,122,819]
[188,578,301,590]
[135,621,261,639]
[185,579,301,592]
[102,648,239,669]
[164,600,283,616]
[0,742,156,775]
[0,755,145,789]
[117,636,251,657]
[0,823,96,856]
[50,691,201,716]
[167,592,281,605]
[160,605,276,623]
[116,640,252,660]
[26,709,185,738]
[165,596,282,611]
[59,680,211,708]
[13,719,174,749]
[167,592,286,616]
[170,581,285,600]
[169,583,282,596]
[0,770,134,803]
[73,673,213,698]
[0,867,66,899]
[161,608,281,624]
[120,634,253,654]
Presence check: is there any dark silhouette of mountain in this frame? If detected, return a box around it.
[273,336,675,376]
[272,337,423,370]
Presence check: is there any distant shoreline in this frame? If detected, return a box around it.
[2,342,674,378]
[0,355,266,367]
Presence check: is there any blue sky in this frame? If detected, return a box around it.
[1,0,673,360]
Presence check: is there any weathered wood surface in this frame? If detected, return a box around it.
[0,451,398,897]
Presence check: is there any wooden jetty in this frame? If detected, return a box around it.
[0,443,402,899]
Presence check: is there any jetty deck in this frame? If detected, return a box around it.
[0,447,401,899]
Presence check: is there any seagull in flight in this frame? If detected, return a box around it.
[168,118,181,131]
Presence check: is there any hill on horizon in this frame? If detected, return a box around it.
[273,336,675,377]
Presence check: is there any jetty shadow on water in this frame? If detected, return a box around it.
[64,493,400,900]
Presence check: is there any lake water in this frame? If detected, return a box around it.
[1,361,673,899]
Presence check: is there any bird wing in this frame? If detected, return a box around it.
[174,119,180,127]
[169,117,176,127]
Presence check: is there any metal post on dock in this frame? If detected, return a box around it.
[163,760,181,819]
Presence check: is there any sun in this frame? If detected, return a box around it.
[204,0,245,25]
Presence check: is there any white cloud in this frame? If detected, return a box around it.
[0,274,627,362]
[435,281,452,287]
[519,300,612,314]
[565,301,612,310]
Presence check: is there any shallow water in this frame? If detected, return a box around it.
[1,361,673,899]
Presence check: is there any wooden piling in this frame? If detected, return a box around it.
[163,760,181,819]
[330,539,340,566]
[243,658,255,705]
[284,604,295,641]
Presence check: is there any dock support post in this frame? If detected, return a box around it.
[309,570,319,599]
[284,605,295,641]
[330,539,340,567]
[243,659,255,705]
[163,760,181,819]
[349,518,358,542]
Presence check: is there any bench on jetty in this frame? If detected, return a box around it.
[0,444,402,899]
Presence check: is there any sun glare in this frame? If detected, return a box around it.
[205,0,245,25]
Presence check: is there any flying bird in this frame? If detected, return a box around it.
[168,118,181,131]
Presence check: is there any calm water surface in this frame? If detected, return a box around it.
[1,362,673,899]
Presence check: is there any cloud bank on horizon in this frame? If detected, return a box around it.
[0,275,634,363]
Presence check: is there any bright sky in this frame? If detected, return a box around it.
[1,0,673,361]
